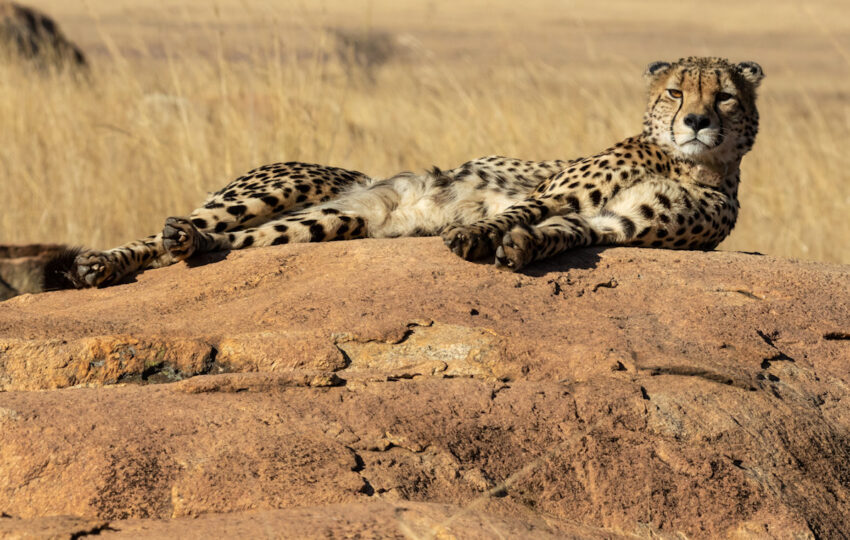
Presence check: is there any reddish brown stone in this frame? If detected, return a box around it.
[0,239,848,537]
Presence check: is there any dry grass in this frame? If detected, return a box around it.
[1,0,848,263]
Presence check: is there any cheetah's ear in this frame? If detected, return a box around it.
[644,61,672,80]
[737,61,764,87]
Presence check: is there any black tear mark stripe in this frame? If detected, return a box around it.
[669,70,685,142]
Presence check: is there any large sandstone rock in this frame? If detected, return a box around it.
[0,2,86,69]
[0,238,848,538]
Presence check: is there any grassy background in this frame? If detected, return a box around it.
[1,0,848,263]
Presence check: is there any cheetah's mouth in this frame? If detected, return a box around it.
[673,127,724,157]
[674,133,719,157]
[676,138,709,156]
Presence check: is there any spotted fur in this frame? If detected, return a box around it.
[52,56,763,288]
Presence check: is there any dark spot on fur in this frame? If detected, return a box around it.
[620,216,636,237]
[309,224,325,242]
[589,190,602,206]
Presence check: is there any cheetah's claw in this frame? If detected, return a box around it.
[163,217,198,260]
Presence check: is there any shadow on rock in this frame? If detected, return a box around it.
[522,246,605,277]
[185,250,231,268]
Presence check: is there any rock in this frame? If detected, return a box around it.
[0,244,66,301]
[0,238,848,537]
[0,514,110,539]
[0,2,86,69]
[0,502,627,539]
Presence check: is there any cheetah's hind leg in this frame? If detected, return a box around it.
[43,216,224,290]
[42,232,175,289]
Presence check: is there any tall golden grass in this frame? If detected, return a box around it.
[1,0,848,264]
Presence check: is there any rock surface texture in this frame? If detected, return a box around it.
[0,238,848,538]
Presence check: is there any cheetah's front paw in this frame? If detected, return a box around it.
[163,217,199,261]
[494,226,537,271]
[441,225,502,261]
[73,250,117,287]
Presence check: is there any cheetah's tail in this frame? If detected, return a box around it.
[42,247,84,290]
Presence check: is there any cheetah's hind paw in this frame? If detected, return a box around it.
[73,250,121,287]
[42,248,118,289]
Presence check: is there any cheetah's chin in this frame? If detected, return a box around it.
[676,139,714,157]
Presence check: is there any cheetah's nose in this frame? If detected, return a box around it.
[683,114,711,132]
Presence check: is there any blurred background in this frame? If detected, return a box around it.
[1,0,848,263]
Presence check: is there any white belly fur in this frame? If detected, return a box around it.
[317,171,531,238]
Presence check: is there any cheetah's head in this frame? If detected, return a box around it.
[642,57,763,163]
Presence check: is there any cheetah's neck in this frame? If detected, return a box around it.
[636,133,741,195]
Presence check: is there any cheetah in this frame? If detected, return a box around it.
[48,56,763,289]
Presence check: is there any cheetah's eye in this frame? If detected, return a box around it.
[716,92,734,102]
[666,89,683,99]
